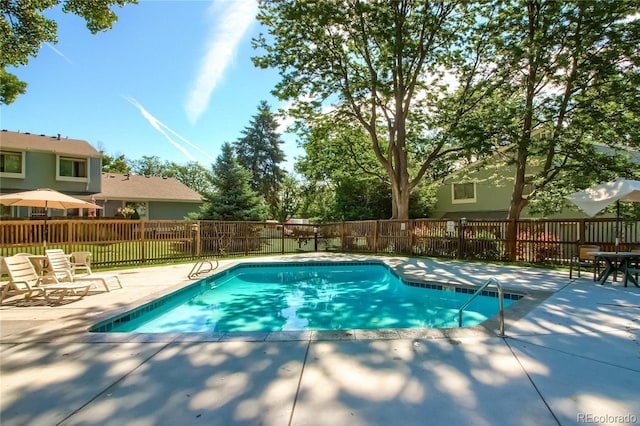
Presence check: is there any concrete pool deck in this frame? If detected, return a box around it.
[1,254,638,425]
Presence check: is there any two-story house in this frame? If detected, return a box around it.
[0,130,203,220]
[0,130,102,218]
[432,145,640,220]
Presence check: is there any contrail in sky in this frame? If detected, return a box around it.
[123,96,217,163]
[44,42,73,64]
[184,0,258,124]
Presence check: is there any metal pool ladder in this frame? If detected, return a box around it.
[457,278,505,337]
[188,257,219,279]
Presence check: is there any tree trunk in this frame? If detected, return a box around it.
[391,180,411,220]
[505,190,528,261]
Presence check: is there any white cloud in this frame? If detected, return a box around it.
[124,96,217,163]
[184,0,258,124]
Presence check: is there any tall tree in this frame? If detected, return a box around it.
[130,155,169,177]
[233,100,286,211]
[254,1,488,219]
[296,117,436,220]
[200,143,267,221]
[269,174,301,222]
[164,161,212,196]
[1,0,136,104]
[482,0,640,222]
[101,152,130,174]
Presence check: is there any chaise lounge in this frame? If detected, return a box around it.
[45,249,123,292]
[1,255,93,303]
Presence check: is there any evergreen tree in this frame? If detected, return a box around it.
[200,143,267,221]
[233,101,286,211]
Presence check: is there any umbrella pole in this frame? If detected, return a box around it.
[44,201,48,249]
[616,200,620,252]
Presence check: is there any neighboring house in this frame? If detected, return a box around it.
[0,130,102,218]
[432,145,639,220]
[432,152,517,220]
[0,130,203,220]
[93,173,203,220]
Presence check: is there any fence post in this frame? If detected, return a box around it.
[457,219,465,259]
[578,219,585,245]
[67,221,73,253]
[507,219,518,262]
[281,222,285,254]
[314,226,318,252]
[244,223,249,255]
[408,219,414,254]
[373,220,379,253]
[193,221,201,258]
[140,221,146,263]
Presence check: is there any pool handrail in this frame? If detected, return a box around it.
[188,257,219,279]
[457,278,505,337]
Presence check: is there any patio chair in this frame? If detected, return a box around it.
[569,244,601,280]
[628,248,640,282]
[45,249,123,292]
[1,255,93,303]
[70,251,92,275]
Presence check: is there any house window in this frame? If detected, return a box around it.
[31,207,48,218]
[0,150,25,178]
[57,156,88,182]
[452,182,476,204]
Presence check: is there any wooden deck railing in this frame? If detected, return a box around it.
[1,218,638,268]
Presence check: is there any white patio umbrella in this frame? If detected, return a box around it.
[565,178,640,247]
[0,188,102,247]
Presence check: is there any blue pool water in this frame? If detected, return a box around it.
[96,262,518,333]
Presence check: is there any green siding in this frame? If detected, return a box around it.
[148,201,202,220]
[1,151,101,194]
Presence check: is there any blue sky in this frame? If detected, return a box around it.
[2,0,300,170]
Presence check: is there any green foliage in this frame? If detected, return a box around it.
[297,183,335,223]
[164,161,212,196]
[0,69,26,104]
[0,0,136,104]
[129,155,168,177]
[334,177,392,221]
[254,0,483,219]
[295,109,437,220]
[233,100,286,211]
[269,174,301,222]
[474,0,640,219]
[256,0,640,221]
[199,143,267,221]
[101,152,130,174]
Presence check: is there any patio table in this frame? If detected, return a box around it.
[587,251,640,287]
[26,255,49,277]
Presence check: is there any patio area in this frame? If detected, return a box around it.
[1,254,639,425]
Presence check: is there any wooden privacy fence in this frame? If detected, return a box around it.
[1,218,638,268]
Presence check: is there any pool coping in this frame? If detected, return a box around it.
[84,258,554,343]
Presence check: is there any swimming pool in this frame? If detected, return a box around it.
[91,261,521,333]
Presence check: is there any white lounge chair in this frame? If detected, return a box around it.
[2,255,92,303]
[45,249,123,292]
